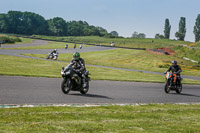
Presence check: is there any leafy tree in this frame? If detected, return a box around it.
[131,31,138,38]
[137,33,146,38]
[110,31,118,37]
[194,14,200,42]
[47,17,67,36]
[4,11,48,35]
[96,26,108,37]
[0,10,112,37]
[175,17,186,41]
[0,13,8,33]
[164,18,171,39]
[155,33,165,39]
[67,21,86,36]
[6,11,24,34]
[131,31,146,38]
[22,11,49,35]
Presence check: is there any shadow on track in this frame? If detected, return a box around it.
[171,93,200,98]
[70,93,112,99]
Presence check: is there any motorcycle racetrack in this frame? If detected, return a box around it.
[1,75,200,104]
[0,40,200,105]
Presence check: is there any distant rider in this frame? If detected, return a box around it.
[65,44,68,49]
[51,49,58,55]
[164,60,182,84]
[79,44,82,49]
[71,52,87,88]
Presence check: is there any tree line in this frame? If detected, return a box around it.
[156,14,200,42]
[0,11,119,38]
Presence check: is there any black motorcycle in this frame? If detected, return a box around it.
[164,72,182,94]
[61,64,90,94]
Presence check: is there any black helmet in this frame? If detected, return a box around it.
[172,60,177,66]
[73,52,80,60]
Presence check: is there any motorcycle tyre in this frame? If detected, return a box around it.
[53,56,57,60]
[164,82,170,93]
[80,82,89,94]
[176,84,182,94]
[61,78,71,94]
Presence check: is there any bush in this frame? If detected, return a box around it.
[0,36,21,43]
[12,37,22,42]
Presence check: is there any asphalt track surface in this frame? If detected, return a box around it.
[0,75,200,104]
[0,40,200,104]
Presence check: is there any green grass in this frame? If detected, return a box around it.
[0,104,200,132]
[173,46,200,62]
[0,54,199,84]
[32,35,190,49]
[194,43,200,47]
[23,48,200,77]
[15,37,34,44]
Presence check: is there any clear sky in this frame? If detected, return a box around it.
[0,0,199,42]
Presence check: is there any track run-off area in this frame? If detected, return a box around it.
[0,40,200,105]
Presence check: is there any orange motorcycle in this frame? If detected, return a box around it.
[164,72,182,94]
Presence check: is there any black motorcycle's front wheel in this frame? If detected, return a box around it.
[80,82,89,94]
[61,78,71,94]
[164,81,170,93]
[176,84,182,94]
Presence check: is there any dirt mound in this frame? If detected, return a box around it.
[147,46,175,55]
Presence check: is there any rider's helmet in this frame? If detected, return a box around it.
[53,49,57,52]
[73,52,80,61]
[172,60,177,66]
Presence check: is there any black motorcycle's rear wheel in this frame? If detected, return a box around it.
[164,81,170,93]
[61,78,71,94]
[80,82,89,94]
[176,84,182,94]
[53,56,57,60]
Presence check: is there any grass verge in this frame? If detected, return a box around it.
[32,35,190,49]
[0,104,200,132]
[0,54,199,84]
[22,48,200,77]
[15,37,34,44]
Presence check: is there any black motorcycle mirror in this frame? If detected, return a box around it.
[62,67,64,70]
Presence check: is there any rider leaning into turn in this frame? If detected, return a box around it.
[164,60,182,83]
[51,49,58,55]
[71,52,87,88]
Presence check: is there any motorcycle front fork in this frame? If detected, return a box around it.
[169,78,176,88]
[169,78,180,88]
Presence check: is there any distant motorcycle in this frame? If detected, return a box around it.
[61,64,90,94]
[46,53,58,60]
[65,44,68,49]
[164,72,182,93]
[79,45,82,49]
